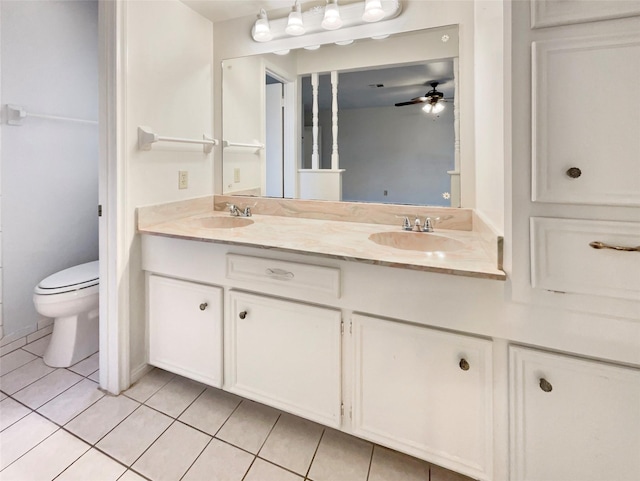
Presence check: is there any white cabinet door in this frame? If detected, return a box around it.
[225,290,342,427]
[351,314,493,481]
[148,275,223,387]
[510,346,640,481]
[532,32,640,206]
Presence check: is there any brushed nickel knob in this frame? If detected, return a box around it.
[566,167,582,179]
[199,303,208,311]
[239,311,248,320]
[539,378,553,393]
[459,358,470,371]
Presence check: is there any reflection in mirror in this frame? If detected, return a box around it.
[222,26,460,207]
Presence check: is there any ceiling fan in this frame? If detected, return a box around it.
[394,81,451,114]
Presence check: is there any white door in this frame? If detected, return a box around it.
[148,275,223,388]
[225,290,342,427]
[265,82,283,197]
[351,314,493,481]
[510,346,640,481]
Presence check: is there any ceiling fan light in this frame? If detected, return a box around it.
[285,2,305,36]
[322,2,343,30]
[432,102,445,114]
[252,9,272,42]
[363,0,385,22]
[422,103,433,113]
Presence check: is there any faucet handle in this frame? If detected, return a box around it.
[422,216,440,232]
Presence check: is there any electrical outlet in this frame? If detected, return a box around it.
[178,170,188,189]
[234,168,241,183]
[383,190,388,196]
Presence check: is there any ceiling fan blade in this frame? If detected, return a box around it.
[394,97,428,107]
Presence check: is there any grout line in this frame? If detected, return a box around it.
[365,443,375,481]
[50,443,94,481]
[177,436,214,481]
[240,455,259,481]
[0,423,62,472]
[304,427,326,479]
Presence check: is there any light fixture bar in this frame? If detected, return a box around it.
[250,0,402,43]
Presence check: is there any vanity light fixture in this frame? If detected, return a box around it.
[322,0,343,30]
[285,1,305,36]
[250,1,402,43]
[273,49,291,55]
[252,9,272,42]
[363,0,385,22]
[303,44,321,50]
[335,39,354,45]
[371,34,390,39]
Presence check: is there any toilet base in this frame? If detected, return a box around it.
[43,308,99,368]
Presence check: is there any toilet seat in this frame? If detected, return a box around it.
[35,261,99,295]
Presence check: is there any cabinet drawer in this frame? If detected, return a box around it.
[530,217,640,300]
[510,345,640,481]
[226,254,341,299]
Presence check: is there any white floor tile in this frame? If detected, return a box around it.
[55,447,127,481]
[0,392,6,401]
[431,464,475,481]
[0,358,55,395]
[0,397,31,432]
[123,368,174,403]
[0,412,58,470]
[118,470,147,481]
[0,349,37,376]
[308,429,373,481]
[65,394,139,444]
[68,352,99,376]
[0,428,89,481]
[259,413,324,475]
[182,438,254,481]
[97,405,173,466]
[244,458,304,481]
[216,400,280,454]
[89,369,100,382]
[13,368,83,409]
[368,445,430,481]
[37,378,104,425]
[0,338,26,357]
[178,387,241,435]
[22,335,51,357]
[145,375,206,418]
[132,421,210,481]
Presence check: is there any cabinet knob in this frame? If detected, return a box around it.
[239,310,248,320]
[459,358,470,371]
[539,378,553,393]
[566,167,582,179]
[199,303,208,311]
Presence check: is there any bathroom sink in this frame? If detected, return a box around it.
[188,216,254,229]
[368,231,465,253]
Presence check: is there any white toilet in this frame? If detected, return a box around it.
[33,261,99,367]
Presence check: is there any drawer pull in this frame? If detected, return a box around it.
[459,358,470,371]
[265,268,295,280]
[566,167,582,178]
[539,378,553,393]
[589,241,640,252]
[239,310,248,320]
[199,303,208,311]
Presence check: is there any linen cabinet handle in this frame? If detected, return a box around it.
[539,378,553,393]
[459,358,470,371]
[239,310,248,320]
[199,303,208,311]
[589,241,640,252]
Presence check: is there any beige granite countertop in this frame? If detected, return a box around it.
[138,197,506,281]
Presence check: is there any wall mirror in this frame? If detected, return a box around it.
[221,25,460,207]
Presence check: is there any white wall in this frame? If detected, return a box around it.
[0,0,98,341]
[124,0,214,376]
[337,105,454,205]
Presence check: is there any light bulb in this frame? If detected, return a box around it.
[422,103,433,113]
[252,9,272,42]
[285,2,305,36]
[363,0,385,22]
[433,102,445,114]
[322,2,343,30]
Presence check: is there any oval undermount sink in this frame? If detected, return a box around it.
[368,231,465,253]
[188,216,254,229]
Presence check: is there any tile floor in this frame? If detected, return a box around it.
[0,335,475,481]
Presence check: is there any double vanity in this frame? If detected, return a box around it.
[138,195,639,481]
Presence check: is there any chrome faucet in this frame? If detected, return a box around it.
[400,216,435,232]
[228,203,253,217]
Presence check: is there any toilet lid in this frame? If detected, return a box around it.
[36,261,99,295]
